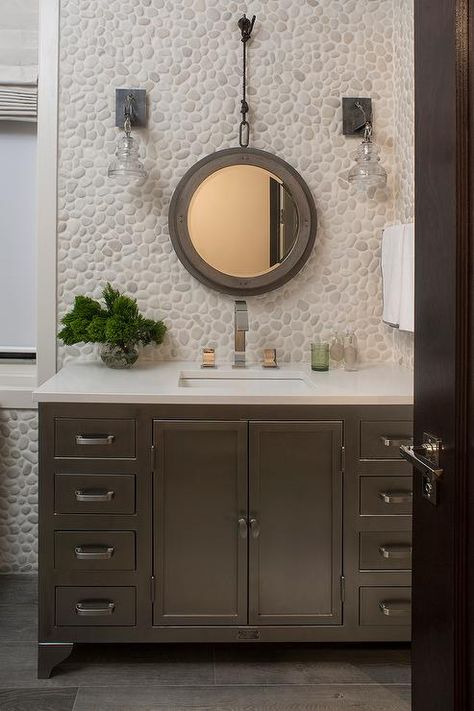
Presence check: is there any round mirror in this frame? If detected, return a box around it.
[188,165,298,278]
[169,148,317,295]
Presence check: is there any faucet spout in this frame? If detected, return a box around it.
[234,300,248,368]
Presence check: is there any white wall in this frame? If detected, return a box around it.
[0,121,37,352]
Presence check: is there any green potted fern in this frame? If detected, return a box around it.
[58,283,167,368]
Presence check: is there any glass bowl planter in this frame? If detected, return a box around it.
[99,343,139,369]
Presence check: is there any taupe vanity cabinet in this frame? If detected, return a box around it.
[37,402,413,678]
[153,421,248,626]
[248,422,342,626]
[153,420,343,628]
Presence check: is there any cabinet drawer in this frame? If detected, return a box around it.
[360,476,413,515]
[360,421,413,460]
[360,587,411,626]
[55,473,135,515]
[54,531,136,571]
[359,531,412,570]
[55,586,136,626]
[55,418,136,459]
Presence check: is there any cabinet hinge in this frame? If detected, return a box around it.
[340,575,346,603]
[150,575,156,604]
[150,444,156,472]
[340,445,345,473]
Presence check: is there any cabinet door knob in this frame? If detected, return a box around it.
[250,518,260,539]
[238,518,248,538]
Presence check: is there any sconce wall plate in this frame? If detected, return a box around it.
[115,88,147,128]
[342,97,373,136]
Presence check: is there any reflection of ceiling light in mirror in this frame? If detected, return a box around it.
[108,91,148,187]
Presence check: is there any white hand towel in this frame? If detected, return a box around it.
[382,224,404,327]
[398,222,415,332]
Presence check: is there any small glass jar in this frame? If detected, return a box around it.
[343,330,359,371]
[329,332,344,368]
[311,341,330,372]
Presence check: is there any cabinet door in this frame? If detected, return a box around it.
[249,421,343,626]
[153,420,248,626]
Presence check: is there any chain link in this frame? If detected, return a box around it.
[238,14,256,148]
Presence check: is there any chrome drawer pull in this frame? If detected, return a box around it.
[75,488,114,503]
[75,434,115,446]
[379,490,413,505]
[75,600,115,616]
[74,545,115,560]
[379,600,411,617]
[379,544,412,560]
[380,435,413,448]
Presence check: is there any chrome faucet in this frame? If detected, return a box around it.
[234,300,249,368]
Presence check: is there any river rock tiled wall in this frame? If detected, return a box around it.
[0,410,38,572]
[392,0,415,368]
[57,0,400,366]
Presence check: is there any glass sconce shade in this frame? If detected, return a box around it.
[108,132,148,186]
[347,136,387,193]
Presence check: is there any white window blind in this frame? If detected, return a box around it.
[0,122,37,353]
[0,0,38,121]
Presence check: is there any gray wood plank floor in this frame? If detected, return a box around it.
[0,575,411,711]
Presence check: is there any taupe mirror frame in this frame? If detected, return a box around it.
[168,148,318,296]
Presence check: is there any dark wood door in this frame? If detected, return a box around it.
[248,421,343,625]
[153,420,248,626]
[409,2,471,709]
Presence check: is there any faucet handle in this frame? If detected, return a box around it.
[263,348,278,368]
[201,348,216,368]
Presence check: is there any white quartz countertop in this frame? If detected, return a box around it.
[33,361,413,405]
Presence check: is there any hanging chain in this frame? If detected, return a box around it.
[123,93,136,136]
[355,101,373,143]
[238,14,256,148]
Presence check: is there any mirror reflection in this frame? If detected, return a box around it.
[187,165,299,278]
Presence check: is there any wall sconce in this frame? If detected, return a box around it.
[108,89,148,186]
[342,98,388,195]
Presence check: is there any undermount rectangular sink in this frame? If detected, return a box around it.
[178,370,315,394]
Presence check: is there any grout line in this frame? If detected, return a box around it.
[71,686,80,711]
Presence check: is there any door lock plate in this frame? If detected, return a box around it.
[422,470,438,505]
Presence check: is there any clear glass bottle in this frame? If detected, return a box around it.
[329,331,344,369]
[343,330,358,371]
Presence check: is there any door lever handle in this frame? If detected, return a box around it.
[400,444,443,479]
[400,432,444,506]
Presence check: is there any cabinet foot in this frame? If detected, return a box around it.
[38,643,74,678]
